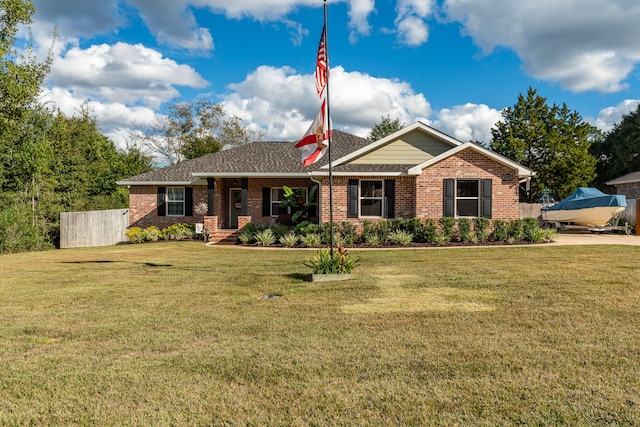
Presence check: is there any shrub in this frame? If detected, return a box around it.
[337,222,358,244]
[300,233,323,248]
[388,230,414,245]
[279,232,300,247]
[525,226,546,243]
[238,230,254,245]
[507,219,524,241]
[144,226,162,242]
[125,227,146,244]
[438,217,456,241]
[458,218,472,242]
[163,223,195,240]
[492,219,508,242]
[363,233,380,246]
[305,245,358,274]
[270,223,290,239]
[434,230,450,246]
[423,219,438,243]
[254,229,277,246]
[474,218,490,242]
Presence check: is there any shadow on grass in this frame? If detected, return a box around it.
[286,273,313,282]
[61,261,173,267]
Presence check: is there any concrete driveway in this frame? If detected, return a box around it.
[550,232,640,246]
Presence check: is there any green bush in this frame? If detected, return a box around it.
[305,245,358,274]
[254,229,277,246]
[492,219,508,242]
[279,232,300,247]
[125,227,146,244]
[163,223,195,240]
[270,223,290,239]
[238,230,254,245]
[0,205,48,253]
[363,233,380,246]
[438,217,456,241]
[388,230,414,245]
[145,226,162,242]
[474,218,490,242]
[423,219,438,243]
[458,218,472,242]
[300,233,323,248]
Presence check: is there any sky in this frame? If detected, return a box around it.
[23,0,640,151]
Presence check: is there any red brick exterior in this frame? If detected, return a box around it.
[128,148,521,242]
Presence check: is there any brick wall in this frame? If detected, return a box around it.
[129,185,208,229]
[128,148,520,235]
[416,148,520,220]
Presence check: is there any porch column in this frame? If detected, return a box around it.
[207,178,215,216]
[240,177,248,216]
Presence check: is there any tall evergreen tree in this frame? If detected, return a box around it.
[367,115,403,141]
[590,104,640,187]
[490,87,597,202]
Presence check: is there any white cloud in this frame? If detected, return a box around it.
[223,65,431,139]
[593,99,640,132]
[40,87,162,149]
[394,0,434,46]
[442,0,640,93]
[432,103,503,143]
[48,42,208,108]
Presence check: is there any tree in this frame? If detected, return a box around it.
[590,104,640,187]
[133,99,264,165]
[367,115,403,141]
[490,87,597,202]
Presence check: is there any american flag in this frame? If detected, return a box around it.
[315,25,328,97]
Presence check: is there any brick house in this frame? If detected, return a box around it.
[118,122,535,243]
[606,171,640,199]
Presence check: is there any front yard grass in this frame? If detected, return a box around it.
[1,242,639,425]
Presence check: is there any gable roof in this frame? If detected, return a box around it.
[117,125,534,185]
[606,171,640,186]
[327,121,461,168]
[407,142,535,178]
[118,130,372,185]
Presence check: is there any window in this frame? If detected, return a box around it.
[270,187,307,216]
[456,180,479,217]
[167,187,185,216]
[360,180,383,217]
[270,188,285,216]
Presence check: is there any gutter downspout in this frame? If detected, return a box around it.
[310,175,323,224]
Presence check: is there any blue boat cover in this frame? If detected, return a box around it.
[542,187,627,211]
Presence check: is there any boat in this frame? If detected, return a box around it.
[541,187,627,227]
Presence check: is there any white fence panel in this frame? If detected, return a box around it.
[60,209,129,248]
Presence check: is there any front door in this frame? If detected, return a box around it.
[229,189,242,228]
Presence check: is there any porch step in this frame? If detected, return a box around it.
[208,229,241,244]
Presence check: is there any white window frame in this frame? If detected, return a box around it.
[270,187,307,217]
[455,179,480,218]
[359,179,384,218]
[167,187,185,217]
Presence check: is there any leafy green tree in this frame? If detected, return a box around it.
[590,104,640,186]
[490,87,597,202]
[133,99,264,164]
[367,115,403,141]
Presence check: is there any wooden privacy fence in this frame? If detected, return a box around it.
[60,209,129,249]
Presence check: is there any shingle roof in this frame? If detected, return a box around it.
[606,171,640,185]
[118,130,375,184]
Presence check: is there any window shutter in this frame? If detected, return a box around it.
[262,187,271,216]
[443,179,454,217]
[157,187,166,217]
[207,179,215,216]
[384,179,395,218]
[347,179,358,218]
[308,184,318,218]
[481,179,492,219]
[185,187,193,216]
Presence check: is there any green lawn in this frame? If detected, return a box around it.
[1,242,639,425]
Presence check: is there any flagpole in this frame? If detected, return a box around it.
[324,0,334,256]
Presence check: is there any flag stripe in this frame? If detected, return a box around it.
[296,98,330,166]
[315,25,327,97]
